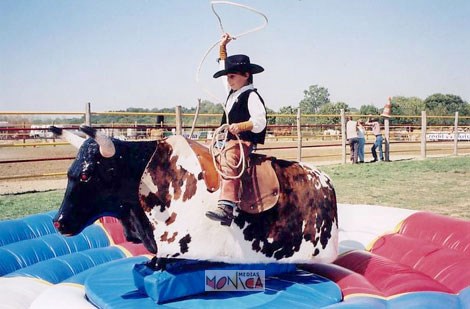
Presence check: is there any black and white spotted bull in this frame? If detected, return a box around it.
[52,125,338,264]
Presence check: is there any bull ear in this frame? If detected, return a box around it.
[79,125,116,158]
[49,125,85,149]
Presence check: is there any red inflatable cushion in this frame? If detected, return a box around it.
[370,212,470,293]
[302,212,470,298]
[99,217,150,256]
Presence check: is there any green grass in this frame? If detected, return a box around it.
[321,156,470,219]
[1,156,469,221]
[0,190,63,220]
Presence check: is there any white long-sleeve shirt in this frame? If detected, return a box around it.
[220,60,267,134]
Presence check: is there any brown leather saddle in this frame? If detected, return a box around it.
[187,139,280,214]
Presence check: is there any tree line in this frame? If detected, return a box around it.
[293,85,470,126]
[2,84,469,127]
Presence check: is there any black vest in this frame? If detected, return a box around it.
[221,89,267,145]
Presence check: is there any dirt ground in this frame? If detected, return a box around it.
[0,143,75,194]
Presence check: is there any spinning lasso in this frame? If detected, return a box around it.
[211,1,269,42]
[195,0,269,104]
[199,1,268,179]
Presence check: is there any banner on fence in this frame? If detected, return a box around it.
[427,132,470,141]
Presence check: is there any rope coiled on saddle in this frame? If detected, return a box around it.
[209,124,246,180]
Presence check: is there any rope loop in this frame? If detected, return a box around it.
[210,124,246,180]
[210,1,269,40]
[201,1,268,179]
[196,1,269,103]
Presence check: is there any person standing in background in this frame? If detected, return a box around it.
[366,117,384,162]
[357,119,366,163]
[346,116,359,164]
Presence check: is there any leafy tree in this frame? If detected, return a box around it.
[279,106,297,114]
[359,105,379,117]
[427,104,450,126]
[393,96,424,115]
[349,107,359,113]
[126,107,148,113]
[424,93,470,125]
[266,107,276,114]
[265,107,276,125]
[299,85,330,114]
[392,96,425,125]
[424,94,468,115]
[198,100,224,114]
[276,105,297,125]
[0,115,31,125]
[318,102,350,124]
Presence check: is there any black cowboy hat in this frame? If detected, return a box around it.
[213,54,264,78]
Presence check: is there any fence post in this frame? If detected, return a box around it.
[454,111,459,156]
[296,108,302,162]
[175,105,182,135]
[340,109,346,164]
[420,110,427,159]
[85,102,91,126]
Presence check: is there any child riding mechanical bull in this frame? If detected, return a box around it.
[205,33,267,226]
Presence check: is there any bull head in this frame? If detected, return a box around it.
[49,125,158,253]
[50,125,120,234]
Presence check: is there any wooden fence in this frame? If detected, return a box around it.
[1,104,470,181]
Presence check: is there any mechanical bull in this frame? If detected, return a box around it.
[52,125,338,264]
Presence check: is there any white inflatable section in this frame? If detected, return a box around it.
[0,277,50,309]
[337,204,416,254]
[0,204,416,308]
[30,283,95,309]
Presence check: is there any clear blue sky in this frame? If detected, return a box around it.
[1,0,469,112]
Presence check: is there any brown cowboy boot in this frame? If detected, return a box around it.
[205,200,235,226]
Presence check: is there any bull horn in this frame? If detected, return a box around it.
[49,126,85,149]
[79,125,116,158]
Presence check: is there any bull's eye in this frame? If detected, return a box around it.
[80,173,91,182]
